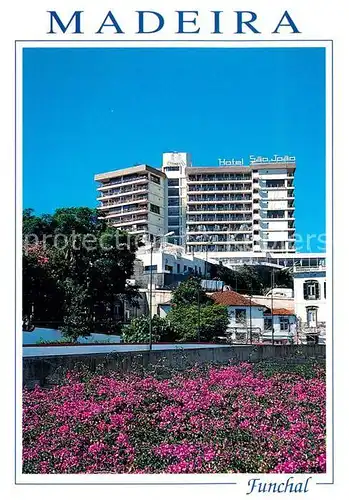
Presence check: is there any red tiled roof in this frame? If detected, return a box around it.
[264,308,295,316]
[211,291,262,307]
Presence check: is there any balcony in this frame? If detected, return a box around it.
[98,196,149,210]
[187,196,252,203]
[187,176,251,183]
[187,184,252,192]
[187,243,253,252]
[97,185,148,200]
[188,204,252,213]
[104,207,148,220]
[191,237,253,243]
[108,216,148,226]
[187,215,252,224]
[97,175,149,190]
[186,224,252,233]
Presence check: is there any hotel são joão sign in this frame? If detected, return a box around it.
[218,155,296,166]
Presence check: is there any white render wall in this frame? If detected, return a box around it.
[147,177,167,238]
[256,166,295,253]
[226,305,297,341]
[138,249,207,275]
[162,152,191,243]
[227,305,265,332]
[294,273,327,324]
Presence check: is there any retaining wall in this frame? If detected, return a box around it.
[23,344,326,388]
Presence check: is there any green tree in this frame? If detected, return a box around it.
[22,207,141,339]
[23,208,53,240]
[22,243,64,328]
[60,280,92,340]
[215,264,293,295]
[167,304,229,342]
[122,315,177,343]
[171,276,212,307]
[166,278,229,342]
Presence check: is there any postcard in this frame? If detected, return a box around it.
[1,0,347,498]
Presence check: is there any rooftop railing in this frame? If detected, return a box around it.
[98,175,148,187]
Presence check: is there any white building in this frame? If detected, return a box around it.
[293,265,327,327]
[184,155,296,258]
[162,152,191,245]
[95,164,167,241]
[136,243,207,276]
[95,152,296,255]
[252,164,295,253]
[214,252,326,270]
[211,291,297,343]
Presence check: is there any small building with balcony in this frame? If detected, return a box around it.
[293,262,327,341]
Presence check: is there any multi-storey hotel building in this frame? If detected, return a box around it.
[160,152,296,258]
[95,152,296,257]
[95,164,167,239]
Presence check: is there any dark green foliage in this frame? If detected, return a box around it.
[171,276,212,307]
[122,315,177,343]
[167,278,229,342]
[23,207,140,339]
[167,303,229,342]
[215,264,293,295]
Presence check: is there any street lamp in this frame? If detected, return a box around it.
[149,231,174,350]
[204,234,214,279]
[266,252,275,345]
[266,253,289,346]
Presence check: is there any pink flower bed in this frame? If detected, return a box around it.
[22,362,326,474]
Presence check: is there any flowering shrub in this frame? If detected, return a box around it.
[22,362,325,474]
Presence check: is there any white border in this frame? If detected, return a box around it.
[15,39,333,486]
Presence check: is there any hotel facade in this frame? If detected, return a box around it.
[95,152,296,261]
[95,164,167,240]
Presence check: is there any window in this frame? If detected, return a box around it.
[264,317,272,331]
[306,306,318,326]
[168,207,180,216]
[266,179,285,188]
[177,264,180,273]
[150,204,160,214]
[168,198,179,206]
[165,265,173,273]
[144,265,157,273]
[168,217,180,226]
[168,179,179,186]
[303,280,320,300]
[168,188,180,197]
[164,166,180,172]
[279,316,290,331]
[150,174,161,185]
[235,309,247,324]
[324,281,326,299]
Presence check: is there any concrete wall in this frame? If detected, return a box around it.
[23,344,325,388]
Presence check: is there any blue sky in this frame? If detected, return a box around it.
[23,47,326,252]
